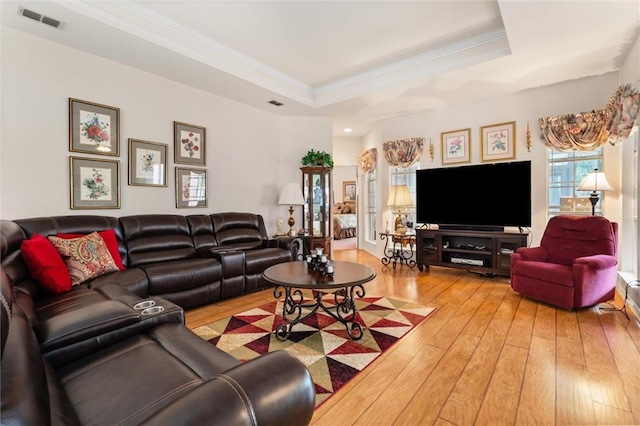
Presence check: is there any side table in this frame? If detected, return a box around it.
[380,232,417,269]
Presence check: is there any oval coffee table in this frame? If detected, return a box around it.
[262,261,376,341]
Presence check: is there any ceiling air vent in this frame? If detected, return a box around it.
[268,100,284,107]
[18,7,63,29]
[19,7,41,21]
[41,16,61,29]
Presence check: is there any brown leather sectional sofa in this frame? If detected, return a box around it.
[0,212,314,425]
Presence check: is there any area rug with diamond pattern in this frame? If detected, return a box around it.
[192,295,435,407]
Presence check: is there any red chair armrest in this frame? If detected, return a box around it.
[514,246,547,262]
[574,254,618,270]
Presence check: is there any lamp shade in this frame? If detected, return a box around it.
[387,184,414,207]
[278,182,305,205]
[578,169,613,192]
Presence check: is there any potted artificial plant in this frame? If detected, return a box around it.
[301,149,334,169]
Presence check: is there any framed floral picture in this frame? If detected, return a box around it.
[69,98,120,156]
[175,167,207,208]
[70,156,120,209]
[481,121,516,162]
[441,128,471,164]
[174,121,206,165]
[128,139,167,187]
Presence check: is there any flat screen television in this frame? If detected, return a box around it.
[416,161,531,231]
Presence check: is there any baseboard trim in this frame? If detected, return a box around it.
[616,271,639,320]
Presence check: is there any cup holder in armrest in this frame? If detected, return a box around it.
[133,300,156,310]
[141,306,165,315]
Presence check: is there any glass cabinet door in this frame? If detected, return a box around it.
[301,166,331,239]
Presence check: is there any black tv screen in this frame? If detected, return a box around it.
[416,161,531,230]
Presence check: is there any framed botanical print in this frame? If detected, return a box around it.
[175,167,207,208]
[128,139,167,187]
[70,156,120,209]
[174,121,206,165]
[69,98,120,156]
[481,121,516,162]
[441,128,471,164]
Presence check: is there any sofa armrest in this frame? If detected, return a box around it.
[34,300,139,353]
[196,246,237,258]
[514,246,547,262]
[267,237,302,260]
[140,350,315,426]
[37,295,185,368]
[574,254,618,270]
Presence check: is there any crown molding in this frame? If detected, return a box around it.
[54,0,511,108]
[313,29,510,106]
[54,0,315,105]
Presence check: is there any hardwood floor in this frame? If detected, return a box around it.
[185,249,640,426]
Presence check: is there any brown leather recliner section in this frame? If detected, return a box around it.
[0,267,315,425]
[0,213,314,424]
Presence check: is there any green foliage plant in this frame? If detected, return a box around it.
[301,149,334,169]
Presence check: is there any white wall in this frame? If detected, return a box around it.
[360,72,621,258]
[276,116,332,232]
[617,33,640,275]
[617,33,640,313]
[333,137,362,167]
[1,27,332,236]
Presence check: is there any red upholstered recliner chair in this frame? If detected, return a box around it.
[510,215,618,310]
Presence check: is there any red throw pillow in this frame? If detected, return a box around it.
[21,234,72,294]
[56,229,126,270]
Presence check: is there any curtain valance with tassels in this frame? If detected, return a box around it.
[382,137,424,168]
[539,81,639,151]
[606,82,640,145]
[539,110,611,152]
[359,148,377,175]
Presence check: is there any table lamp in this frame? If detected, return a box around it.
[278,182,305,236]
[387,184,413,233]
[578,168,613,215]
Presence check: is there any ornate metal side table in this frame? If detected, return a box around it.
[380,232,417,269]
[262,261,376,341]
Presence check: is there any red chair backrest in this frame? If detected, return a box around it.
[541,215,617,266]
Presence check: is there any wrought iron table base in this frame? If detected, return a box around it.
[380,233,416,269]
[273,284,366,341]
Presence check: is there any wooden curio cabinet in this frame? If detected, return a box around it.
[301,166,332,256]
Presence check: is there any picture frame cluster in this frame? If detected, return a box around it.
[440,121,516,164]
[68,98,208,209]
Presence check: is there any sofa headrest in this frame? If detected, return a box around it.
[541,215,617,265]
[0,266,14,359]
[1,220,25,259]
[13,216,127,267]
[210,213,268,247]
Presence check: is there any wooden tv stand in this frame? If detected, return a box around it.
[415,228,529,276]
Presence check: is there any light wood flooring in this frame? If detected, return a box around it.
[185,249,640,426]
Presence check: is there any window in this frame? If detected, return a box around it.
[365,169,376,242]
[390,163,419,226]
[548,148,604,217]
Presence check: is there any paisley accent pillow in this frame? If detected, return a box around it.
[48,232,119,286]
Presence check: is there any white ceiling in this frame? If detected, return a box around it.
[2,1,639,137]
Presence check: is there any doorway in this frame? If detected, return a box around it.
[333,166,358,251]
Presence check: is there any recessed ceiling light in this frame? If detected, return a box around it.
[344,128,352,133]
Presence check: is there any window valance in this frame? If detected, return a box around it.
[359,148,377,175]
[539,81,639,151]
[539,110,611,152]
[383,137,424,168]
[606,81,640,146]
